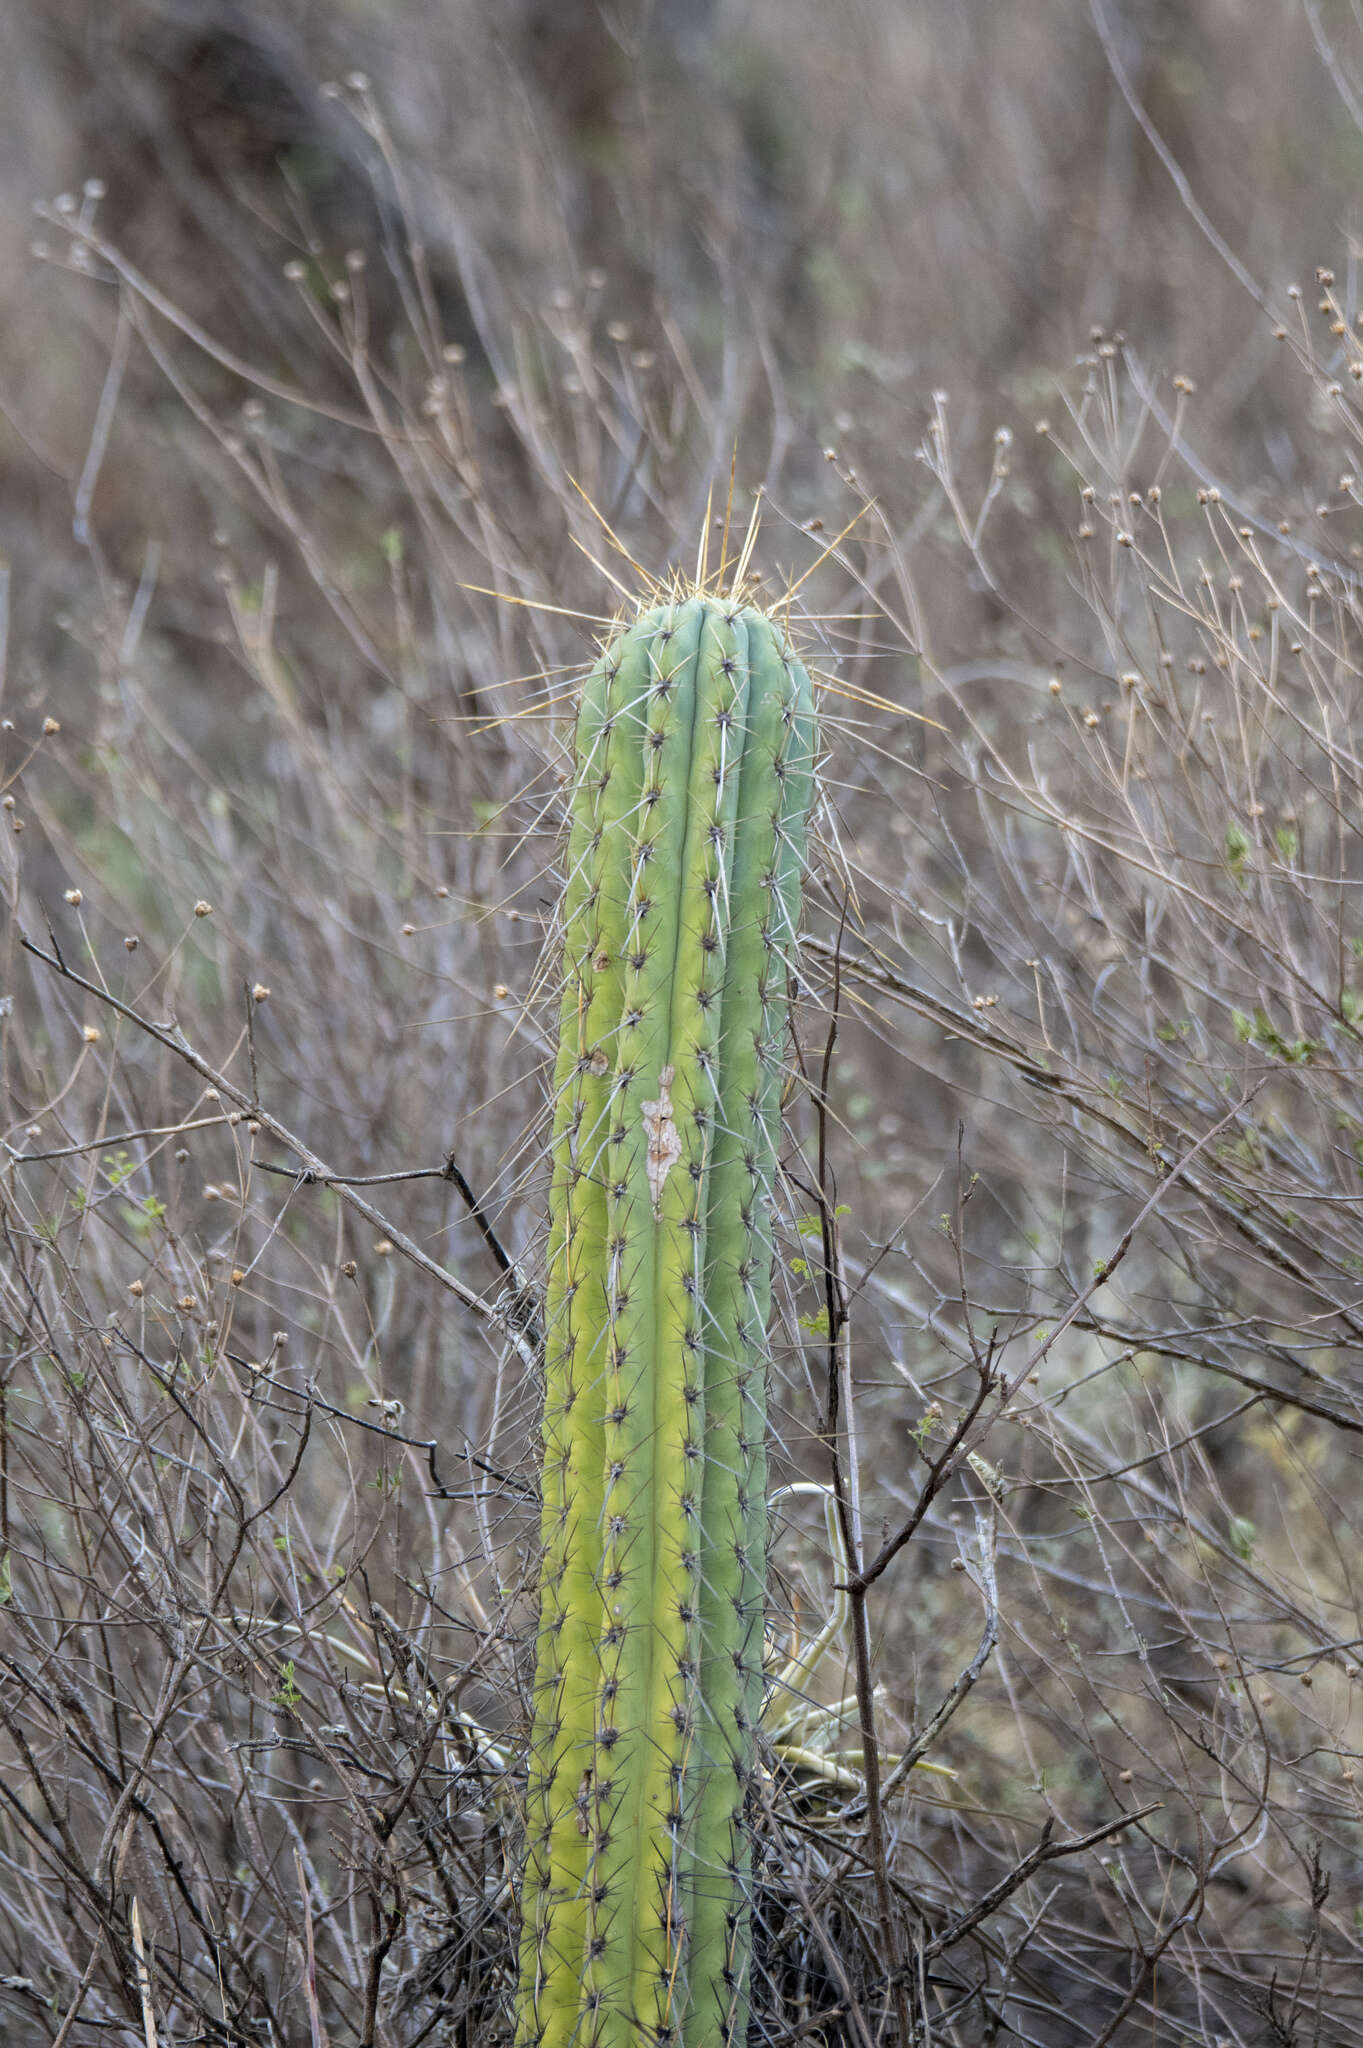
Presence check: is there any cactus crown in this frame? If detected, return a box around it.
[517,583,817,2048]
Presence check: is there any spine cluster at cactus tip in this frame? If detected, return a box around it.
[517,589,817,2048]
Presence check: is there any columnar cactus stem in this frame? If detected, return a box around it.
[519,590,816,2048]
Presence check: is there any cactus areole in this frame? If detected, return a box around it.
[517,592,816,2048]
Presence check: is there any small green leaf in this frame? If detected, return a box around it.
[1225,821,1250,880]
[794,1204,849,1239]
[272,1659,302,1712]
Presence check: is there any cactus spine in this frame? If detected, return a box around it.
[519,591,816,2048]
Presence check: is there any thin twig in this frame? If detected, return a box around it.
[18,929,538,1367]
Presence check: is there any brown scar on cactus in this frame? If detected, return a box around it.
[642,1064,681,1217]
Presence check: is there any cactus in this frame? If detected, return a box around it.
[518,589,816,2048]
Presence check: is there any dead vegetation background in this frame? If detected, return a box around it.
[3,3,1363,2043]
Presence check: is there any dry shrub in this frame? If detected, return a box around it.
[3,17,1363,2048]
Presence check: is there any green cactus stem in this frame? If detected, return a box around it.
[518,588,816,2048]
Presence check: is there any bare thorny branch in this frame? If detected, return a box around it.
[18,925,539,1367]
